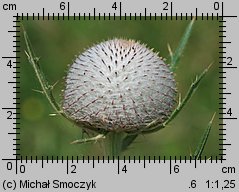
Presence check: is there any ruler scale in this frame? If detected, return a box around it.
[0,0,238,191]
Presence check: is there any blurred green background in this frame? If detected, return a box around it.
[19,18,220,158]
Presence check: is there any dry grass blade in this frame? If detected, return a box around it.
[71,134,106,144]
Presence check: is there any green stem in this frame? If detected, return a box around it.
[106,132,125,158]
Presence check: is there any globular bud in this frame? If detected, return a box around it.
[63,38,177,132]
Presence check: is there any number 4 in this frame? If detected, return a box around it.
[227,108,232,116]
[122,165,127,173]
[7,60,12,68]
[112,2,117,10]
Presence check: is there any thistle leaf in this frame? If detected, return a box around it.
[170,17,196,72]
[192,113,216,160]
[23,28,62,115]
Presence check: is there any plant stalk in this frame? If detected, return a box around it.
[106,132,126,158]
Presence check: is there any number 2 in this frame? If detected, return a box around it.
[7,111,13,119]
[226,57,232,65]
[163,2,169,10]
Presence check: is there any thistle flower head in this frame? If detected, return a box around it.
[63,38,177,132]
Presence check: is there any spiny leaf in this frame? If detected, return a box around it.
[170,17,196,72]
[192,113,216,160]
[23,29,61,114]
